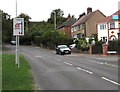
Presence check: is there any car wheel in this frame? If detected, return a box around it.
[60,52,64,55]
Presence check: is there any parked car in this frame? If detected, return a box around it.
[56,45,71,55]
[11,41,16,45]
[69,44,76,49]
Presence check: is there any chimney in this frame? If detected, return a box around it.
[78,12,86,20]
[72,15,74,18]
[87,7,92,14]
[68,14,71,18]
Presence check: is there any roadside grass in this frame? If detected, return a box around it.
[2,53,34,91]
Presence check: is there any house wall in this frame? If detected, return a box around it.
[59,26,71,37]
[97,23,108,43]
[71,25,85,38]
[64,26,71,37]
[86,10,106,37]
[97,21,119,43]
[108,21,119,40]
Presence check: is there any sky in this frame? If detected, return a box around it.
[0,0,120,21]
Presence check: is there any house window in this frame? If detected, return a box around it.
[110,22,115,28]
[101,37,107,42]
[71,28,74,32]
[100,24,106,30]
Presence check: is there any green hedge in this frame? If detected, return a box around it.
[108,40,118,51]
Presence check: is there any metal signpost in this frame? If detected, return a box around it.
[13,0,24,67]
[13,18,24,67]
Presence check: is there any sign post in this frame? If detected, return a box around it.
[13,18,24,67]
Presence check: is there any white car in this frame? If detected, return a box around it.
[11,41,16,45]
[56,45,71,55]
[69,44,76,49]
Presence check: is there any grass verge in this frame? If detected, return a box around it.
[2,53,34,91]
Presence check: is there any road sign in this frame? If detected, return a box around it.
[13,18,24,36]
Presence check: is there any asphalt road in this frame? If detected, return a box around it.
[5,45,119,90]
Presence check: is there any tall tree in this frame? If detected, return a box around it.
[47,9,67,27]
[2,11,12,42]
[17,13,31,22]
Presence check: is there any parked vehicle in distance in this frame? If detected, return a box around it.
[56,45,71,55]
[11,41,16,45]
[69,44,76,49]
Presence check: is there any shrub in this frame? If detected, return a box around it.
[108,40,118,51]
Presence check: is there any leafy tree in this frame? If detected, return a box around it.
[77,36,89,51]
[17,13,31,22]
[34,30,74,49]
[2,11,12,42]
[47,9,67,27]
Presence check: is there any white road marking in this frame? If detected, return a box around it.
[101,77,120,86]
[77,67,93,74]
[77,67,82,70]
[81,69,93,74]
[64,62,73,66]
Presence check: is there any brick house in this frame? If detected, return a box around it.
[97,10,120,43]
[71,7,106,38]
[57,14,76,37]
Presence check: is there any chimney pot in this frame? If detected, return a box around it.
[87,7,92,14]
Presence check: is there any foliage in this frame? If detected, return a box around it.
[108,40,118,51]
[89,34,98,44]
[77,36,89,50]
[17,13,31,22]
[2,11,12,43]
[47,9,67,27]
[95,40,105,45]
[34,30,74,49]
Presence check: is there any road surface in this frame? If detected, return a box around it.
[5,45,119,90]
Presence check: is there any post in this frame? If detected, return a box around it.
[18,36,19,67]
[89,44,93,54]
[53,11,56,29]
[16,36,18,65]
[102,44,108,55]
[15,0,19,67]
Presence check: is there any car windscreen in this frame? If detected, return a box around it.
[59,46,68,49]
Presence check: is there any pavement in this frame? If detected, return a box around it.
[66,53,119,67]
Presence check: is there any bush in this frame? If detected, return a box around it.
[76,37,89,51]
[108,40,118,51]
[92,40,105,54]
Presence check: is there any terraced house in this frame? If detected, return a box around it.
[97,10,120,43]
[71,7,106,38]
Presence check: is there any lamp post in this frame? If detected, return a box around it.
[53,11,56,29]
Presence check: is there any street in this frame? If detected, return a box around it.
[5,45,119,90]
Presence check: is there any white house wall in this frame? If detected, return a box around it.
[98,23,108,43]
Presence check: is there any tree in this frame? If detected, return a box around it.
[17,13,31,22]
[47,9,67,27]
[2,11,12,42]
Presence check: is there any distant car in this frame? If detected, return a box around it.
[56,45,71,55]
[69,44,76,49]
[11,41,16,45]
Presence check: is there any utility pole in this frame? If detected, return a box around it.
[53,11,56,29]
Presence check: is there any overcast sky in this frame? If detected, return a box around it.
[0,0,120,21]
